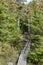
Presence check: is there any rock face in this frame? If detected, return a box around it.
[17,39,30,65]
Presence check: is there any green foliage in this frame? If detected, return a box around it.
[0,1,23,64]
[27,1,43,65]
[0,0,43,65]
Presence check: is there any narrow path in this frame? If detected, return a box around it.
[17,38,30,65]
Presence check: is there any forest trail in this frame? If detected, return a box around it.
[17,37,30,65]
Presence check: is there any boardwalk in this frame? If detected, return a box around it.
[17,39,30,65]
